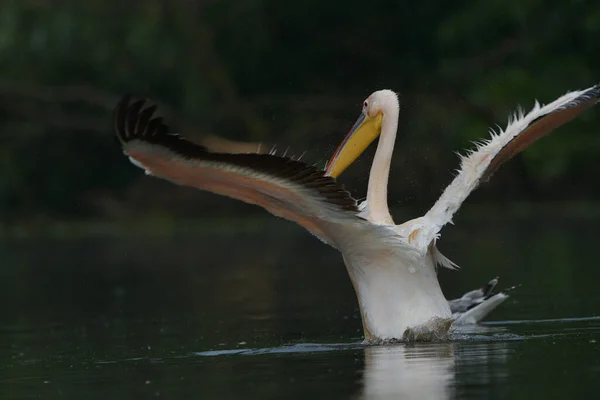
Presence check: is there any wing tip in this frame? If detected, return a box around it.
[579,83,600,100]
[113,94,168,144]
[563,84,600,110]
[113,94,133,143]
[111,94,360,213]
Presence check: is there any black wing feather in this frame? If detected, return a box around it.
[114,96,359,212]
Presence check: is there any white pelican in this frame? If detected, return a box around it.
[114,85,599,342]
[325,114,512,325]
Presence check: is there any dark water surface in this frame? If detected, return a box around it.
[2,214,600,399]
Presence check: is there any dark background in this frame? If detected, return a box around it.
[2,0,600,229]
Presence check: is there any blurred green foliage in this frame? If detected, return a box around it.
[1,0,600,222]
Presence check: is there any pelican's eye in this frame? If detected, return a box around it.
[363,100,368,111]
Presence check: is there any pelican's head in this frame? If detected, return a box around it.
[325,90,398,177]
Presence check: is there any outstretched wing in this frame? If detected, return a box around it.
[413,85,600,251]
[114,95,361,247]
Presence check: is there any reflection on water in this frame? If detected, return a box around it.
[361,344,456,400]
[191,325,517,400]
[2,215,600,398]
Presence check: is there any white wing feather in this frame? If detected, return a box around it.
[406,85,600,254]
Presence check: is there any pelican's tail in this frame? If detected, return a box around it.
[449,277,514,325]
[481,276,499,298]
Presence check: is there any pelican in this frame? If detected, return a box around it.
[326,117,513,326]
[114,85,599,342]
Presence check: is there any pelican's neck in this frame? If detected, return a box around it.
[366,97,399,225]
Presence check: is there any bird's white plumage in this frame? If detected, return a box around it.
[406,87,600,253]
[342,239,452,341]
[115,86,598,342]
[326,85,597,339]
[453,293,509,325]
